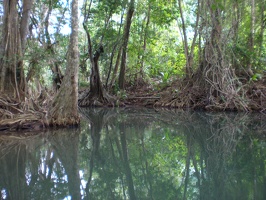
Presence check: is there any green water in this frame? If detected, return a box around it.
[0,108,266,200]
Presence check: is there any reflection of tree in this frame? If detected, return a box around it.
[2,109,264,200]
[0,135,60,200]
[0,130,81,200]
[80,108,153,199]
[81,108,140,199]
[201,113,250,199]
[80,108,108,199]
[119,123,136,200]
[78,108,266,200]
[139,128,154,200]
[183,134,192,200]
[114,109,266,200]
[49,129,81,200]
[172,112,266,200]
[0,142,27,200]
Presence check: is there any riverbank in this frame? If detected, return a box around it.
[1,73,265,132]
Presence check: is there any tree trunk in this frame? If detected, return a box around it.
[43,0,64,91]
[108,10,125,90]
[0,0,26,100]
[244,0,256,76]
[106,10,124,89]
[247,0,255,76]
[178,0,200,79]
[178,0,192,79]
[78,0,109,107]
[258,0,265,67]
[48,0,80,126]
[106,44,118,88]
[20,0,34,53]
[137,3,151,81]
[118,0,135,90]
[89,45,105,100]
[110,46,122,89]
[196,0,249,110]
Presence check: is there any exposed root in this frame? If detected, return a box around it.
[246,79,266,112]
[0,94,48,132]
[154,84,207,109]
[78,89,117,107]
[154,34,266,112]
[154,72,266,112]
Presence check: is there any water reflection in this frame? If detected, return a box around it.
[0,129,81,200]
[0,108,266,200]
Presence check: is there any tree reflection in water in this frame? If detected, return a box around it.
[0,108,265,200]
[0,129,81,200]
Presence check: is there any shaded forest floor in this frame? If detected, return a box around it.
[0,72,265,132]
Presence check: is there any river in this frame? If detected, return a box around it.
[0,108,265,200]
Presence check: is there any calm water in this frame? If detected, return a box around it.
[0,108,266,200]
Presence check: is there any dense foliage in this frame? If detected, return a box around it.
[1,0,264,91]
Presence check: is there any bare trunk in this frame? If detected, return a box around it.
[106,11,124,89]
[50,63,64,91]
[20,0,34,53]
[110,46,122,88]
[44,0,64,91]
[106,45,118,88]
[178,0,200,79]
[138,4,151,79]
[200,0,248,110]
[258,0,265,66]
[48,0,80,126]
[0,0,26,101]
[247,0,255,76]
[79,0,108,106]
[89,45,104,99]
[118,0,135,90]
[231,1,240,69]
[178,0,192,78]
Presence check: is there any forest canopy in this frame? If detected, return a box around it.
[0,0,265,129]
